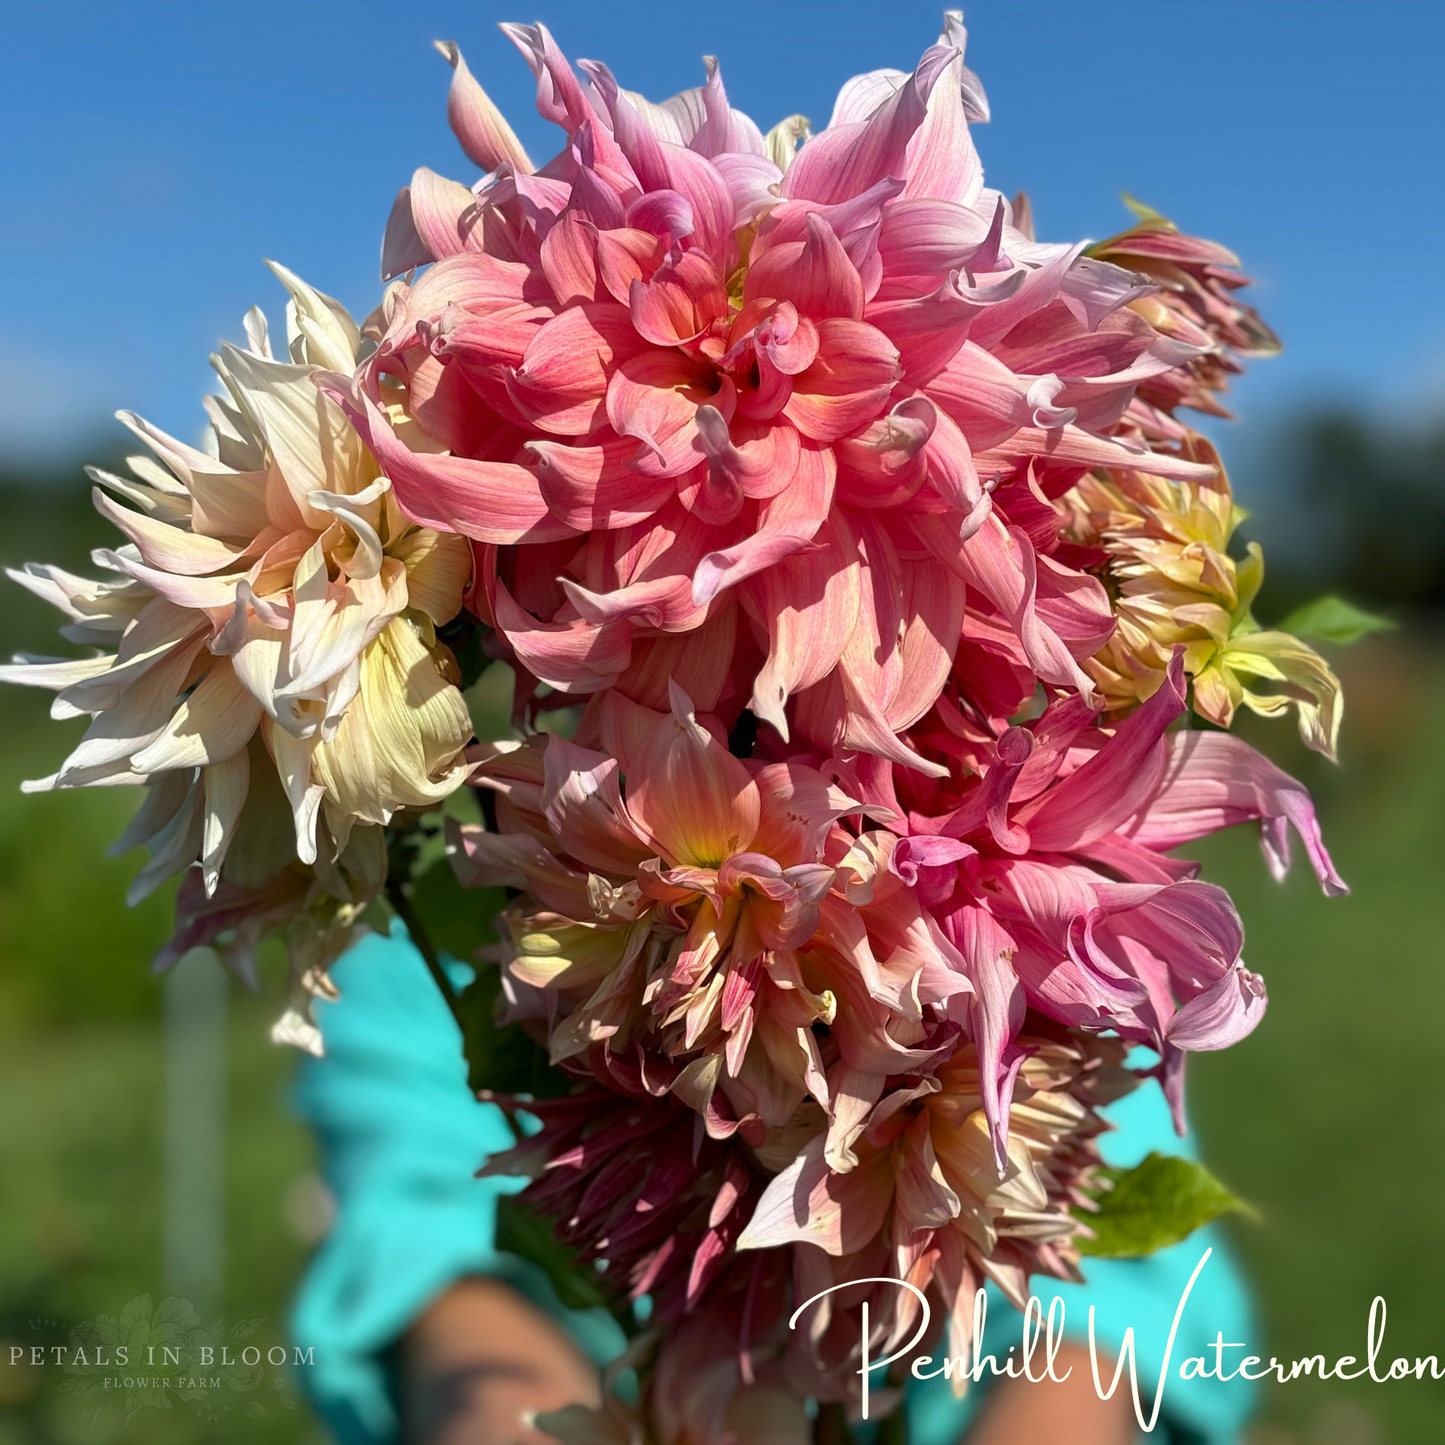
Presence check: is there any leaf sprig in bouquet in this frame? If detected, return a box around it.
[3,12,1380,1443]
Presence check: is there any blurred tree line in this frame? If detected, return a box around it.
[1251,409,1445,622]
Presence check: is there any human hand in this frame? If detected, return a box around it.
[400,1277,601,1445]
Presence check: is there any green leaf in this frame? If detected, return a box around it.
[495,1195,614,1314]
[532,1404,630,1445]
[408,855,501,964]
[1276,595,1395,646]
[1077,1153,1252,1259]
[456,962,571,1098]
[391,816,573,1099]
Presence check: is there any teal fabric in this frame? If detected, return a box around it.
[290,932,1254,1445]
[290,930,626,1445]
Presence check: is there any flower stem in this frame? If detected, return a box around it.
[876,1400,908,1445]
[814,1403,857,1444]
[385,877,465,1032]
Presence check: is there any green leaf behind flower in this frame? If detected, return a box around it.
[456,958,571,1099]
[407,843,496,963]
[385,814,573,1098]
[1276,594,1395,645]
[1077,1153,1253,1259]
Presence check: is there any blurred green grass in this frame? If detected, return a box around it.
[0,991,326,1444]
[0,469,1441,1442]
[1184,639,1445,1443]
[0,692,327,1442]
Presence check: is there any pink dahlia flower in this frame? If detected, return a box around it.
[1088,199,1281,441]
[452,681,969,1142]
[321,18,1220,774]
[525,1026,1129,1445]
[836,649,1346,1148]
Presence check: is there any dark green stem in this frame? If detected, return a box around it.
[385,877,464,1032]
[814,1402,857,1445]
[813,1389,906,1444]
[876,1399,908,1445]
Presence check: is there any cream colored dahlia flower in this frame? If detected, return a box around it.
[1,265,474,910]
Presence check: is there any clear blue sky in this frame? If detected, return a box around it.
[4,0,1441,474]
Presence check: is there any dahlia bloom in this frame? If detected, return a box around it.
[1060,437,1342,757]
[451,681,969,1141]
[1087,198,1281,440]
[740,1030,1131,1360]
[518,1027,1128,1445]
[837,650,1346,1142]
[0,267,474,920]
[321,17,1226,776]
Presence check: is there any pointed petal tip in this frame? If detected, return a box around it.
[666,676,699,726]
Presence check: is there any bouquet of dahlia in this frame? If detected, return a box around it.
[3,13,1368,1442]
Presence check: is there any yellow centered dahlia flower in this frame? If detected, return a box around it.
[0,265,474,906]
[1061,434,1342,758]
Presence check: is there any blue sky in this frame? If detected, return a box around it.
[4,0,1441,481]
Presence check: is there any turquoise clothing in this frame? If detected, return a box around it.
[290,931,624,1445]
[291,932,1255,1445]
